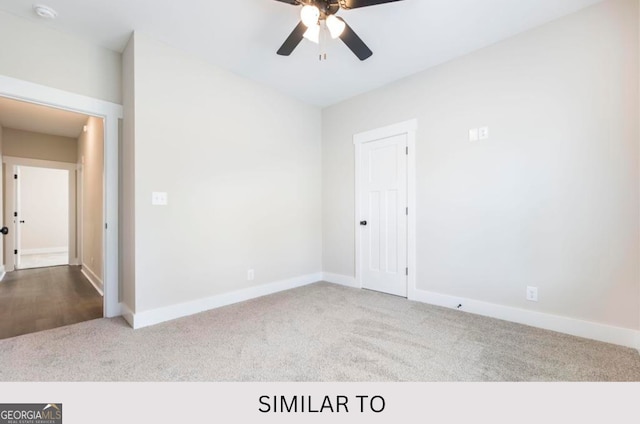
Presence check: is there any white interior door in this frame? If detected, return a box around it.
[359,134,408,297]
[15,165,70,269]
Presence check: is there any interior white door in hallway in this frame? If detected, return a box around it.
[15,165,70,269]
[358,133,408,297]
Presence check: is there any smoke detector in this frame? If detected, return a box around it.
[33,4,58,19]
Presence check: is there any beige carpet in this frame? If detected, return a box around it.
[0,282,638,381]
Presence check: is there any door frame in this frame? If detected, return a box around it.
[0,75,122,318]
[3,158,78,271]
[353,119,417,299]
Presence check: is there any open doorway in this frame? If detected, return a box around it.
[0,96,104,339]
[0,74,122,321]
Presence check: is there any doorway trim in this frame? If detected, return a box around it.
[353,119,417,299]
[0,75,122,318]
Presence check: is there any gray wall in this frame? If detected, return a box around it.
[127,33,322,313]
[0,10,121,104]
[322,0,639,330]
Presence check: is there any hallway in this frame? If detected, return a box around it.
[0,266,102,339]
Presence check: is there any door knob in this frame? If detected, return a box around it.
[19,220,25,224]
[360,221,367,226]
[0,227,8,235]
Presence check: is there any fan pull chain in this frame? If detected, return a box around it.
[319,20,327,61]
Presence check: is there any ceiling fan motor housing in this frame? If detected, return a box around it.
[300,0,340,17]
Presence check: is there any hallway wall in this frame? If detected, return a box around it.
[78,117,104,287]
[2,128,77,163]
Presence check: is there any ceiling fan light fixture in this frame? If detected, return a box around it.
[303,23,320,44]
[276,0,400,60]
[300,5,320,27]
[326,15,346,39]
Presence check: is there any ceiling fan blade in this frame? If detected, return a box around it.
[339,21,373,61]
[272,0,299,4]
[277,21,307,56]
[339,0,403,9]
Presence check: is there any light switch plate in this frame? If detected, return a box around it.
[469,128,479,141]
[152,192,168,206]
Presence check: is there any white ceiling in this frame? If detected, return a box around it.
[0,0,604,106]
[0,96,89,138]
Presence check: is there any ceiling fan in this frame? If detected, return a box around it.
[273,0,404,61]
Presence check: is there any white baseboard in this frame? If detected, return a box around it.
[322,272,360,289]
[0,265,5,282]
[129,273,323,329]
[81,264,104,296]
[101,268,640,352]
[410,289,640,350]
[21,247,68,255]
[69,258,80,266]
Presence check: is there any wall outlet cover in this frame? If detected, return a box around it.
[526,286,538,302]
[152,192,168,206]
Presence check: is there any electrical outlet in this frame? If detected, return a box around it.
[247,269,255,281]
[479,127,489,140]
[526,286,538,302]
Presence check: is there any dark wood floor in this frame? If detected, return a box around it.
[0,266,103,340]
